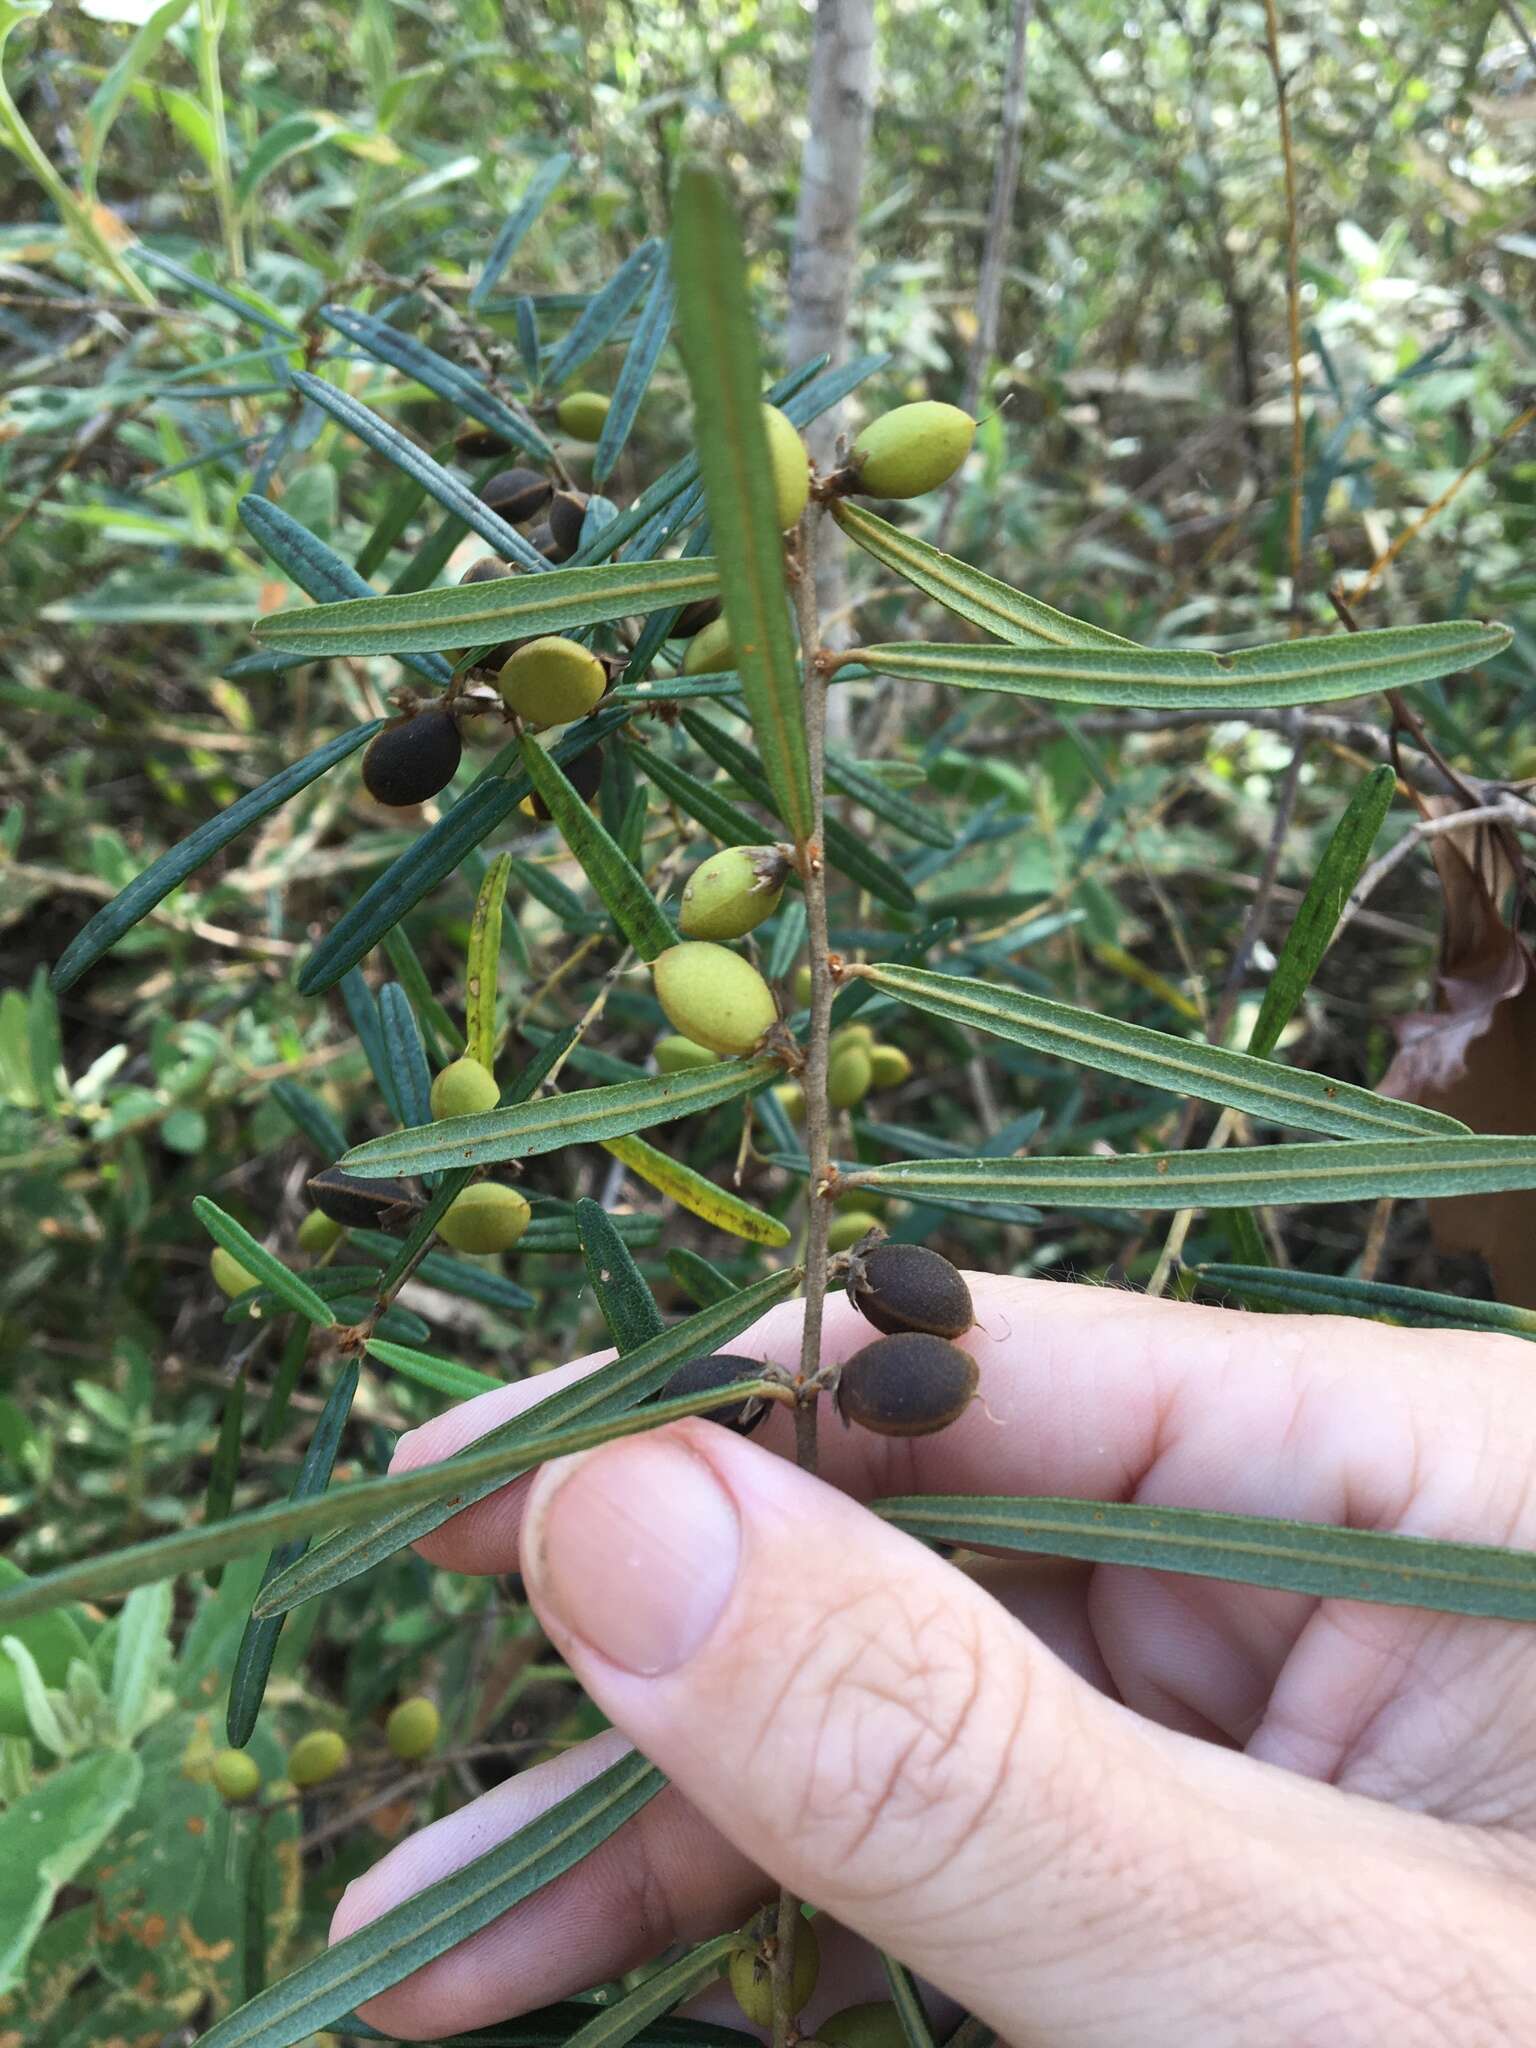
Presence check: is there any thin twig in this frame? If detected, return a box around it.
[1262,0,1306,620]
[1334,798,1536,944]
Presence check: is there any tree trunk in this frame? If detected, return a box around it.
[786,0,877,738]
[962,0,1032,419]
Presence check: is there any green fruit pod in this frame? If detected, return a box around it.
[386,1696,441,1761]
[307,1166,421,1231]
[362,705,462,808]
[830,1020,873,1052]
[659,1352,770,1435]
[437,1182,531,1254]
[655,1034,720,1075]
[681,616,735,677]
[297,1209,344,1255]
[868,1043,913,1088]
[430,1057,501,1121]
[827,1208,882,1253]
[680,845,788,941]
[848,1241,973,1340]
[791,964,813,1008]
[729,1916,820,2027]
[851,400,976,499]
[287,1728,349,1788]
[555,390,611,441]
[762,402,810,529]
[499,637,608,729]
[826,1040,873,1110]
[773,1080,806,1122]
[834,1331,977,1437]
[479,467,553,523]
[817,2005,908,2048]
[212,1748,262,1803]
[652,942,778,1056]
[211,1246,259,1299]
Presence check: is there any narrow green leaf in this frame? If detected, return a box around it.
[629,739,772,849]
[354,1230,537,1310]
[466,854,513,1072]
[253,557,717,659]
[226,1360,360,1747]
[852,621,1513,711]
[881,1954,937,2048]
[1248,764,1397,1060]
[1195,1263,1536,1339]
[298,708,630,996]
[577,1197,666,1351]
[671,168,812,841]
[833,500,1134,650]
[824,745,953,849]
[519,737,678,960]
[365,1340,502,1400]
[601,1131,792,1246]
[319,303,554,463]
[203,1358,249,1571]
[876,1494,1536,1622]
[237,495,452,685]
[192,1200,337,1328]
[379,983,433,1138]
[665,1246,741,1308]
[848,1136,1536,1211]
[133,245,299,341]
[251,1266,800,1619]
[51,721,380,992]
[382,924,458,1066]
[560,1934,738,2048]
[341,1058,781,1178]
[544,238,664,388]
[594,257,676,487]
[198,1752,667,2048]
[340,967,401,1123]
[471,154,572,309]
[270,1079,346,1161]
[258,1320,312,1449]
[860,961,1466,1141]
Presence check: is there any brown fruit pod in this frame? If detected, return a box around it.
[524,739,604,818]
[833,1332,977,1437]
[668,596,723,640]
[659,1352,770,1435]
[460,556,515,584]
[306,1166,421,1232]
[547,489,589,556]
[847,1241,973,1340]
[479,467,553,524]
[361,705,463,807]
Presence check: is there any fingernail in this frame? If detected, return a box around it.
[527,1436,741,1676]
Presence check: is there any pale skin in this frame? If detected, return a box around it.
[332,1277,1536,2045]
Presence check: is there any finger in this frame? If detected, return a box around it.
[520,1419,1533,2047]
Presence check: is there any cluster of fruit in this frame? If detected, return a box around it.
[206,1695,441,1805]
[356,395,975,813]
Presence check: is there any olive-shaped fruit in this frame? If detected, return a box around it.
[499,637,608,728]
[681,616,735,676]
[791,964,813,1008]
[848,1241,973,1340]
[212,1748,261,1803]
[668,596,723,640]
[851,401,976,499]
[430,1056,500,1121]
[522,739,605,819]
[362,705,462,807]
[211,1246,259,1298]
[455,421,514,459]
[548,489,588,556]
[655,1034,720,1075]
[307,1166,421,1232]
[762,403,810,530]
[297,1209,344,1255]
[817,2005,908,2048]
[680,845,788,941]
[528,519,574,564]
[868,1044,913,1088]
[729,1917,820,2027]
[555,390,611,441]
[827,1208,882,1253]
[830,1020,874,1052]
[386,1695,441,1761]
[773,1080,806,1122]
[460,555,515,584]
[479,467,553,524]
[652,942,778,1056]
[659,1351,769,1434]
[826,1040,872,1110]
[834,1331,978,1436]
[287,1729,349,1788]
[437,1182,531,1254]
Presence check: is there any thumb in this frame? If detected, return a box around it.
[521,1421,1510,2047]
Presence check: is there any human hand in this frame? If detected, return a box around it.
[333,1277,1536,2045]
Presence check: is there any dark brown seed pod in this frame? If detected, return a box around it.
[834,1332,977,1437]
[460,556,515,584]
[306,1166,422,1232]
[847,1241,973,1341]
[528,519,573,564]
[479,467,553,524]
[361,705,463,807]
[524,740,603,819]
[659,1352,769,1435]
[455,421,515,459]
[547,489,588,556]
[668,596,723,640]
